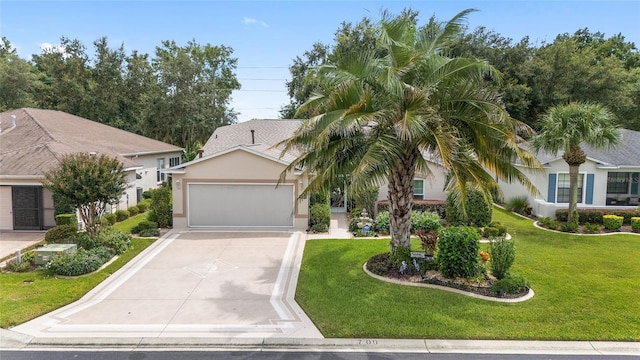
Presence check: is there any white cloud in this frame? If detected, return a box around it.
[39,42,65,54]
[242,17,269,28]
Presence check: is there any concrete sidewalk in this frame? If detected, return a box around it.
[1,329,639,356]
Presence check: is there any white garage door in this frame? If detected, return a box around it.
[188,183,294,227]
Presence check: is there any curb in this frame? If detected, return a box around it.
[2,329,639,356]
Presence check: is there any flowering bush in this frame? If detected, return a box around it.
[479,250,490,263]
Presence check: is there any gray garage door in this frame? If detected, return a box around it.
[188,183,294,227]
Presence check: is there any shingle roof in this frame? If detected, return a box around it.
[0,108,182,176]
[202,119,302,155]
[526,129,640,167]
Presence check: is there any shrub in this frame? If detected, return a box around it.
[377,200,446,218]
[390,246,412,269]
[446,187,492,227]
[115,209,130,222]
[136,200,150,212]
[72,232,100,250]
[483,227,500,238]
[127,205,140,216]
[538,217,559,230]
[102,213,117,226]
[556,208,640,224]
[489,221,507,236]
[46,246,115,276]
[603,214,623,230]
[489,237,516,280]
[311,223,329,233]
[417,229,438,254]
[631,217,640,233]
[559,221,578,233]
[44,225,77,244]
[492,273,528,295]
[351,186,379,216]
[5,258,31,272]
[505,196,530,215]
[583,223,601,234]
[309,202,330,230]
[97,228,131,255]
[374,211,390,234]
[138,228,161,237]
[436,226,480,279]
[55,213,78,229]
[411,211,441,233]
[150,185,172,227]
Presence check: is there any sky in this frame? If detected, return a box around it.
[1,0,639,122]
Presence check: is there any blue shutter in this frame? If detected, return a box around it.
[631,173,639,195]
[585,174,594,204]
[548,173,557,203]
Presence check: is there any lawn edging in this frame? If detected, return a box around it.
[362,262,534,303]
[532,221,640,236]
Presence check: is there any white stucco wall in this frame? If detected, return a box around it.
[377,162,448,202]
[0,185,12,230]
[127,151,183,194]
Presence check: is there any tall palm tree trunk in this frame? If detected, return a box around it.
[388,149,419,251]
[563,146,586,224]
[568,164,580,223]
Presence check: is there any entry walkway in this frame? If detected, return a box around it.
[306,213,351,240]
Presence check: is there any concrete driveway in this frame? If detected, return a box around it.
[0,231,45,260]
[12,231,322,339]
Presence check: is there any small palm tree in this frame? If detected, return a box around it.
[281,10,540,251]
[532,102,621,223]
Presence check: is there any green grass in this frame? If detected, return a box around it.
[0,237,155,328]
[296,208,640,340]
[112,212,149,233]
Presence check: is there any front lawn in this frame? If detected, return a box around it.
[296,208,640,340]
[0,237,155,328]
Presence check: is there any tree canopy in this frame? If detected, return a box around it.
[1,36,240,150]
[284,24,640,131]
[43,153,128,235]
[280,9,540,251]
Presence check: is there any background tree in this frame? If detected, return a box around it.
[145,40,240,148]
[531,102,621,223]
[43,153,128,235]
[0,37,41,110]
[281,9,539,251]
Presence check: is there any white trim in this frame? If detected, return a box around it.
[186,182,295,228]
[121,149,183,157]
[172,145,297,170]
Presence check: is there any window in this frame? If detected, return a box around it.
[556,173,583,203]
[169,156,180,168]
[157,158,165,182]
[607,172,630,194]
[413,179,424,199]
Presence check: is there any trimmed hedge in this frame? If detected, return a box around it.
[309,202,330,232]
[603,215,624,231]
[115,209,130,222]
[556,208,640,225]
[631,217,640,232]
[376,200,446,218]
[55,213,77,229]
[446,188,492,227]
[44,224,77,244]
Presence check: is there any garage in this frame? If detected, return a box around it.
[187,183,294,227]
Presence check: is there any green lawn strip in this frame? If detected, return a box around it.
[0,237,155,329]
[296,208,640,340]
[112,212,149,233]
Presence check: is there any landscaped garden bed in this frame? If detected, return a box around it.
[296,207,640,340]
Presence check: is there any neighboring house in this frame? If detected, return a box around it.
[500,129,640,218]
[0,108,183,231]
[166,119,449,230]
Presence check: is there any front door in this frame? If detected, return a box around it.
[12,186,43,230]
[330,186,347,213]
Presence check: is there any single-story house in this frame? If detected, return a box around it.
[0,108,183,230]
[499,129,640,218]
[166,119,449,230]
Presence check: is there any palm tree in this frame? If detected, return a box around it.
[280,10,540,251]
[532,102,621,223]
